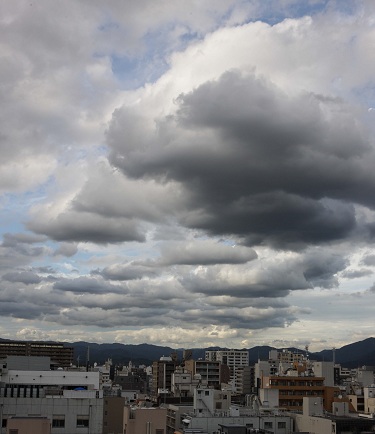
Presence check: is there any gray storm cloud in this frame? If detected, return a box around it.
[108,70,375,249]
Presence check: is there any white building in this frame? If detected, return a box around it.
[0,356,103,434]
[205,350,249,393]
[180,387,293,433]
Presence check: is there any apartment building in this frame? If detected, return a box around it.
[184,359,230,390]
[205,350,249,393]
[0,341,73,367]
[152,356,177,396]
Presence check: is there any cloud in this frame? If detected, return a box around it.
[341,269,373,279]
[108,70,373,249]
[53,243,78,257]
[53,276,126,295]
[97,264,159,281]
[1,2,375,350]
[361,254,375,266]
[2,271,42,285]
[28,211,145,244]
[156,240,257,266]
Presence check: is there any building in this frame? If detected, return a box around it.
[165,403,193,434]
[178,387,293,433]
[0,356,103,434]
[6,416,51,434]
[0,341,73,368]
[103,396,126,434]
[260,372,341,412]
[294,396,375,434]
[184,359,230,390]
[364,384,375,414]
[123,405,167,434]
[171,367,206,398]
[205,350,249,393]
[152,356,177,397]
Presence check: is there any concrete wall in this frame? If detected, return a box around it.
[3,370,99,389]
[294,414,334,434]
[6,417,51,434]
[0,397,103,434]
[124,407,167,434]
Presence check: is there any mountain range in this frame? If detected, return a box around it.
[69,337,375,369]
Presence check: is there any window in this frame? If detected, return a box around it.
[264,421,273,429]
[156,430,164,434]
[52,416,65,428]
[205,391,209,396]
[278,421,286,428]
[9,430,18,434]
[77,416,89,427]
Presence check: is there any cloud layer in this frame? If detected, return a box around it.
[1,0,375,351]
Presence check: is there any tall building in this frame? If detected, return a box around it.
[0,340,73,367]
[152,356,177,396]
[205,350,249,393]
[184,359,230,389]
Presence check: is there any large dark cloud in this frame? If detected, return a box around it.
[108,70,375,249]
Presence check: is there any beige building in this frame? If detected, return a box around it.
[123,406,167,434]
[6,416,51,434]
[364,385,375,414]
[103,396,126,434]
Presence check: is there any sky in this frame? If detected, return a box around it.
[1,0,375,354]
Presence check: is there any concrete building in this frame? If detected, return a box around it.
[294,396,375,434]
[0,356,103,434]
[312,361,334,387]
[234,366,253,395]
[152,357,177,397]
[364,384,375,414]
[171,367,207,398]
[260,372,342,412]
[123,405,167,434]
[103,396,126,434]
[205,350,249,394]
[0,341,73,368]
[179,387,293,433]
[6,416,51,434]
[184,360,230,390]
[165,403,193,434]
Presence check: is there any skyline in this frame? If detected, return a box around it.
[1,0,375,352]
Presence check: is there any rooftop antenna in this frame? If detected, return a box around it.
[86,345,90,372]
[305,344,309,356]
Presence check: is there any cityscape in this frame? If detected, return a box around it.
[0,337,374,433]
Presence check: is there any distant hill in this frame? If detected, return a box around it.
[1,337,374,368]
[313,337,375,368]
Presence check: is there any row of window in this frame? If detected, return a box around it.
[2,416,89,429]
[245,421,287,429]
